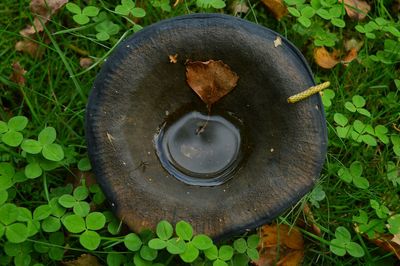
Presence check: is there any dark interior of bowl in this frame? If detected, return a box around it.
[86,13,327,239]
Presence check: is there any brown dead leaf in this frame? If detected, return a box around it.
[261,0,288,20]
[20,0,68,37]
[30,0,68,24]
[20,20,44,37]
[62,254,101,266]
[16,0,67,56]
[15,40,44,58]
[369,234,400,260]
[230,0,249,14]
[301,204,322,236]
[10,62,27,86]
[79,57,93,69]
[254,224,304,266]
[186,60,239,109]
[339,0,371,20]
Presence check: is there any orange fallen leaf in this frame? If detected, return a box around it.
[339,0,371,20]
[186,60,239,109]
[314,47,340,69]
[254,224,304,266]
[10,62,27,86]
[261,0,288,20]
[79,57,94,69]
[342,48,358,65]
[314,47,358,69]
[275,250,304,266]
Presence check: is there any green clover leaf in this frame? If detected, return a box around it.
[124,233,143,251]
[175,220,193,241]
[115,0,146,17]
[66,3,99,25]
[156,220,173,240]
[80,230,101,250]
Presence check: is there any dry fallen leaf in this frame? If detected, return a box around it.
[314,47,358,69]
[20,0,68,37]
[10,62,27,86]
[62,254,101,266]
[15,40,44,58]
[369,234,400,260]
[393,234,400,246]
[314,47,340,69]
[274,36,282,47]
[301,204,322,236]
[16,0,67,56]
[261,0,288,20]
[186,60,239,109]
[230,0,250,14]
[169,54,178,64]
[275,250,304,266]
[20,20,44,38]
[79,57,94,69]
[342,48,358,65]
[30,0,68,23]
[254,224,304,266]
[339,0,371,20]
[344,38,364,52]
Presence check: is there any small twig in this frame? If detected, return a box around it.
[287,81,331,104]
[393,123,400,133]
[67,44,89,56]
[173,0,181,7]
[196,109,211,135]
[106,132,116,151]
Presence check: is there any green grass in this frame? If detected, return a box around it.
[0,0,399,265]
